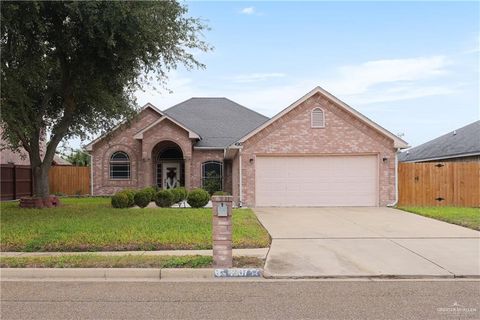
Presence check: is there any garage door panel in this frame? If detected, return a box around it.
[255,156,377,207]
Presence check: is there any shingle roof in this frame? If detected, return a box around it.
[163,98,269,148]
[399,120,480,162]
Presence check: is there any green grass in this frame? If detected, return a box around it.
[0,198,270,252]
[399,206,480,230]
[0,254,264,268]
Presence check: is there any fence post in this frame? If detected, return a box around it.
[12,165,17,200]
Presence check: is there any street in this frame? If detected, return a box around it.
[1,280,479,319]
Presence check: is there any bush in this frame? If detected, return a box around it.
[121,189,135,207]
[203,171,222,195]
[111,192,130,208]
[143,187,156,201]
[170,187,188,204]
[212,191,230,196]
[134,190,151,208]
[187,188,210,208]
[154,190,174,208]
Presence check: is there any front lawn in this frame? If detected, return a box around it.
[399,206,480,230]
[0,198,270,252]
[0,254,263,268]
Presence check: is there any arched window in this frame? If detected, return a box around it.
[311,107,325,128]
[110,151,130,180]
[202,161,223,193]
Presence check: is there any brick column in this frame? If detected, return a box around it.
[211,195,233,268]
[184,157,191,189]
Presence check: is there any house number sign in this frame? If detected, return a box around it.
[217,202,228,216]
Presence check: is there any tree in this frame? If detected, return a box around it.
[64,149,90,167]
[1,1,210,198]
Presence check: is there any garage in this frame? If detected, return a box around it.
[255,155,378,207]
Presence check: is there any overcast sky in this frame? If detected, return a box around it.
[74,1,479,150]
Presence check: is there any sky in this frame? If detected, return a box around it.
[79,1,480,149]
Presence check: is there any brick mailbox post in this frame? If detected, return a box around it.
[211,195,233,268]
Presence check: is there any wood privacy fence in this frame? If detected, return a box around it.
[49,166,90,196]
[0,164,33,200]
[0,165,90,200]
[398,162,480,207]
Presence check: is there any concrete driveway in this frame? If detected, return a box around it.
[254,207,480,278]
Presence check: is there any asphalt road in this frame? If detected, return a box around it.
[1,280,479,319]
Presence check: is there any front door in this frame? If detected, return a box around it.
[162,162,180,190]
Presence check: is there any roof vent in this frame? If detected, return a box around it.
[453,130,457,135]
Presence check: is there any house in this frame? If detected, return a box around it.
[399,120,480,163]
[52,155,73,166]
[86,87,408,207]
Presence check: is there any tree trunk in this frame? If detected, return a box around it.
[33,165,50,198]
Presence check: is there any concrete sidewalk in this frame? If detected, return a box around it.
[0,248,269,259]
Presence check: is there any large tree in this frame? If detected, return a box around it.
[1,1,209,198]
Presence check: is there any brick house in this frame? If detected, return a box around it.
[86,87,408,207]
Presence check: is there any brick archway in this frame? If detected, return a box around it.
[152,141,185,189]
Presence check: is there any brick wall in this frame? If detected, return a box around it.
[91,108,161,195]
[239,92,396,207]
[191,149,225,189]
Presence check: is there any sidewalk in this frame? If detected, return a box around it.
[0,248,269,259]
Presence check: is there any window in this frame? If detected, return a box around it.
[311,107,325,128]
[110,151,130,180]
[202,161,223,194]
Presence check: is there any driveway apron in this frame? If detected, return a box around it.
[254,207,480,278]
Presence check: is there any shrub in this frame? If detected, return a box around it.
[111,192,130,208]
[121,189,136,207]
[187,188,210,208]
[154,190,174,208]
[170,187,188,204]
[134,190,151,208]
[213,191,230,196]
[203,171,222,195]
[143,187,156,201]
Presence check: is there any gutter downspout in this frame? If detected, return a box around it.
[387,148,400,207]
[239,148,243,207]
[90,154,94,196]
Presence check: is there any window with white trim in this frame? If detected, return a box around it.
[311,107,325,128]
[110,151,130,179]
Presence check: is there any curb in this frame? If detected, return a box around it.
[262,272,480,280]
[0,268,264,281]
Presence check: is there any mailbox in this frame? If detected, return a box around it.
[217,202,228,217]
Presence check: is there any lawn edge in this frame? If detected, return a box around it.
[397,207,480,231]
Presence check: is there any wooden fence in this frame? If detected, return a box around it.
[398,162,480,207]
[49,166,90,196]
[0,164,33,200]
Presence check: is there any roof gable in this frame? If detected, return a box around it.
[133,116,200,140]
[85,103,166,151]
[237,86,409,149]
[399,120,480,162]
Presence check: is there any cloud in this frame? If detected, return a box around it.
[320,55,455,105]
[229,72,286,83]
[240,7,255,15]
[134,55,457,118]
[324,56,449,95]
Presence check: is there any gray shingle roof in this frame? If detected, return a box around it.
[399,120,480,162]
[163,98,269,148]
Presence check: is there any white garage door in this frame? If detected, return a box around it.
[255,155,378,207]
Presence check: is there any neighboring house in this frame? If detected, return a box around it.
[399,120,480,163]
[52,155,72,166]
[0,126,31,165]
[86,87,408,207]
[1,126,69,166]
